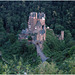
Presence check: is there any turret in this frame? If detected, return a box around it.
[36,12,37,19]
[61,31,64,40]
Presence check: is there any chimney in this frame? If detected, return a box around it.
[61,31,64,40]
[36,12,37,19]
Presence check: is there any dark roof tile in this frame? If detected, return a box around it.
[35,20,42,27]
[40,29,45,35]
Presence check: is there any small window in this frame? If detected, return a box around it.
[42,17,45,20]
[29,25,31,28]
[42,25,44,29]
[35,27,37,29]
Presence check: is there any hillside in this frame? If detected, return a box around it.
[0,1,75,74]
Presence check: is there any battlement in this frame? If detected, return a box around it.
[29,12,45,19]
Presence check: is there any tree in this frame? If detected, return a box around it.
[33,61,63,74]
[64,30,73,43]
[54,24,64,34]
[8,33,17,44]
[0,18,5,32]
[28,36,32,41]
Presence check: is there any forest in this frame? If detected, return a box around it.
[0,1,75,74]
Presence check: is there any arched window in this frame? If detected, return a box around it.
[35,26,37,29]
[42,25,44,29]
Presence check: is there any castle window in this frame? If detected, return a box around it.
[42,17,45,20]
[42,25,44,29]
[35,27,37,29]
[29,25,31,28]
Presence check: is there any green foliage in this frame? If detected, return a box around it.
[43,41,50,57]
[28,35,32,40]
[0,2,74,39]
[68,54,75,74]
[64,30,73,43]
[43,29,75,73]
[0,18,5,32]
[0,1,75,74]
[60,54,75,74]
[0,56,32,74]
[68,46,75,56]
[33,61,63,74]
[8,33,17,44]
[72,29,75,40]
[1,39,40,67]
[46,29,65,51]
[0,18,6,46]
[54,24,64,34]
[66,40,75,48]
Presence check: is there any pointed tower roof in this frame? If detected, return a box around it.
[35,20,42,27]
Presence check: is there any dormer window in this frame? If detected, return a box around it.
[35,27,37,29]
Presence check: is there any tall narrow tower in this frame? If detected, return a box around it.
[28,12,46,41]
[61,31,64,40]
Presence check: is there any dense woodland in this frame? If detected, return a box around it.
[0,1,75,74]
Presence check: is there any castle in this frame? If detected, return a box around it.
[18,12,64,46]
[28,12,46,41]
[18,12,46,44]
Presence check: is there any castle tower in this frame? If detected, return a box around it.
[28,12,37,32]
[61,31,64,40]
[28,12,46,41]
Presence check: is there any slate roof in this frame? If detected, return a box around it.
[35,20,42,27]
[40,29,45,35]
[37,12,45,19]
[21,29,28,34]
[30,12,45,19]
[30,12,36,17]
[39,13,44,19]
